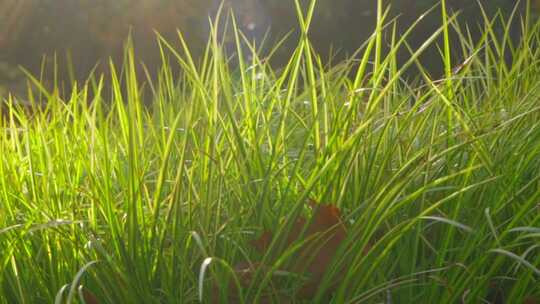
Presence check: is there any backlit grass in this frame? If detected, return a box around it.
[1,1,539,303]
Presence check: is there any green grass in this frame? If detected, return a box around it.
[1,0,540,303]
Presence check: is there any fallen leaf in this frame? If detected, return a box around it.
[81,287,100,304]
[250,230,273,253]
[250,200,351,299]
[524,296,539,304]
[211,200,369,302]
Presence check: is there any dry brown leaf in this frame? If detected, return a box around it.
[249,201,351,299]
[250,230,273,253]
[211,200,371,302]
[524,296,540,304]
[81,287,100,304]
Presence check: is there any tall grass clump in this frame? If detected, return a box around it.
[1,0,540,303]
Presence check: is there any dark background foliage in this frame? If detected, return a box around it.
[0,0,528,96]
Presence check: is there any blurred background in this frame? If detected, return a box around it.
[0,0,532,99]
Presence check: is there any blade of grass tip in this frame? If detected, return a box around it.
[509,227,540,234]
[512,244,540,274]
[351,6,394,91]
[366,9,395,103]
[477,2,508,75]
[198,258,213,303]
[66,260,98,304]
[190,231,209,257]
[375,0,383,73]
[54,284,70,304]
[19,66,52,101]
[499,0,522,57]
[366,5,449,114]
[441,0,455,148]
[157,32,201,91]
[78,285,99,304]
[490,248,540,276]
[420,216,474,233]
[410,44,495,174]
[198,257,245,304]
[484,208,501,246]
[293,0,320,153]
[0,224,23,235]
[231,15,254,143]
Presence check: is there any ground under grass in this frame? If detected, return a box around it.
[1,1,540,303]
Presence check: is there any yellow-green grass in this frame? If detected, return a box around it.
[1,1,539,303]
